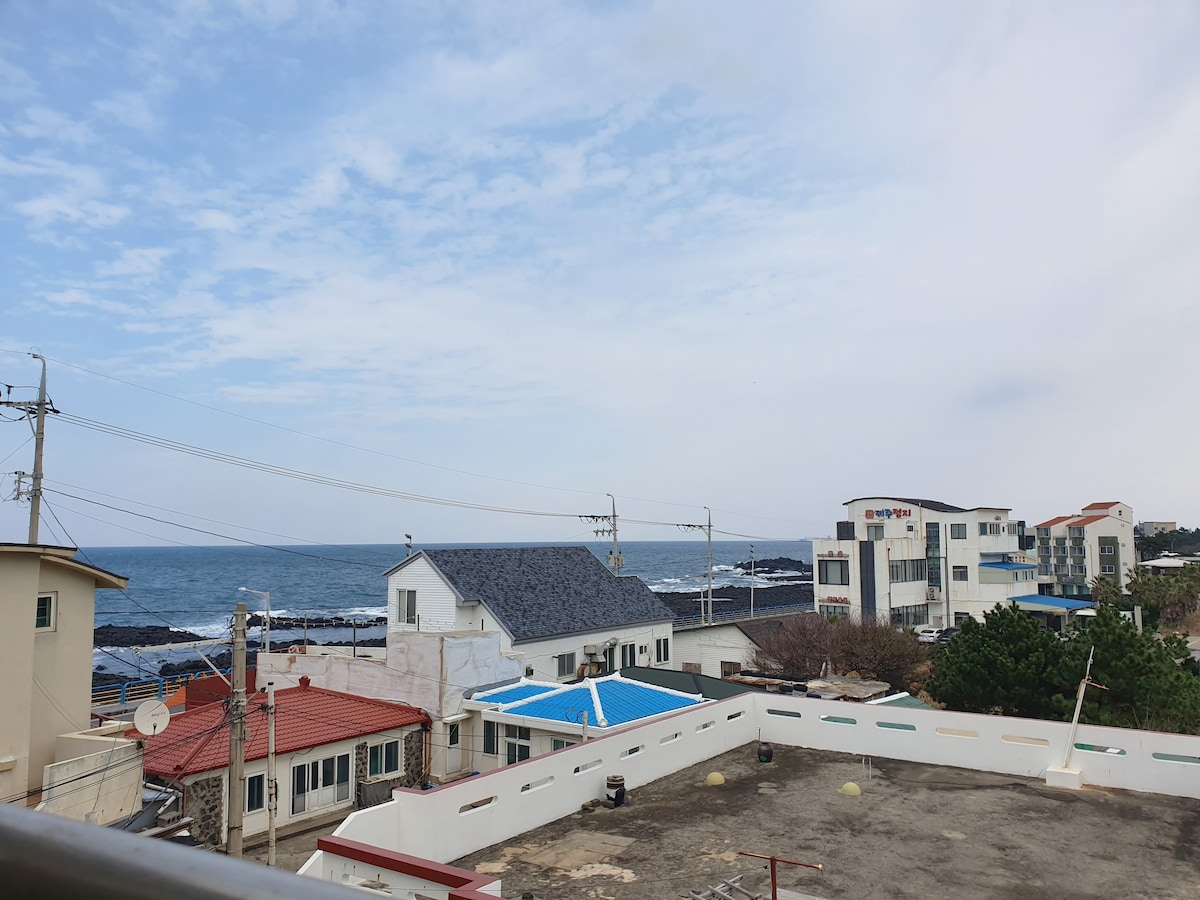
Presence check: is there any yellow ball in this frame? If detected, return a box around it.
[706,772,726,786]
[839,782,861,796]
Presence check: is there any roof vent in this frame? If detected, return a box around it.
[299,676,311,689]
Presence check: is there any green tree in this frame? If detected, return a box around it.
[926,604,1071,719]
[1065,605,1200,734]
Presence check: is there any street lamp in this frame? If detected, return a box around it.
[237,587,270,655]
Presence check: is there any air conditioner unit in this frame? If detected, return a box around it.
[583,644,599,656]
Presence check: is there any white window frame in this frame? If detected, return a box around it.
[504,725,531,765]
[1099,545,1115,555]
[35,593,56,632]
[620,642,636,669]
[291,752,350,815]
[368,739,401,778]
[246,773,265,813]
[951,566,969,582]
[818,559,850,586]
[1100,564,1116,575]
[557,651,577,679]
[396,589,417,625]
[655,637,670,664]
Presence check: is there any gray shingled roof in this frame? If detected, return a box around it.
[410,546,675,644]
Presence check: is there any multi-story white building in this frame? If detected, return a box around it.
[1034,502,1135,597]
[812,497,1040,628]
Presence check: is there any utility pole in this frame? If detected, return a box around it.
[750,544,756,619]
[580,495,624,576]
[0,353,52,544]
[227,603,247,857]
[266,679,277,867]
[705,507,713,626]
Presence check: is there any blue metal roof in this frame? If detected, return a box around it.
[487,676,702,728]
[1011,594,1096,611]
[472,683,557,704]
[980,561,1038,570]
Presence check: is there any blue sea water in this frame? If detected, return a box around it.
[83,540,812,639]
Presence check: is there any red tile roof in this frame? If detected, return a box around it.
[1071,515,1107,527]
[1082,502,1121,510]
[131,679,429,778]
[1035,515,1073,528]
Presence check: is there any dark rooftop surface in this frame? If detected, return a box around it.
[453,744,1200,899]
[411,547,675,644]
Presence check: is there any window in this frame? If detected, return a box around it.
[551,738,575,751]
[1069,526,1085,538]
[655,637,669,664]
[927,563,942,589]
[448,723,460,749]
[1039,564,1052,575]
[721,661,742,677]
[291,752,350,815]
[620,642,636,669]
[980,522,1001,536]
[35,594,55,631]
[1007,523,1019,535]
[483,721,497,756]
[954,612,971,626]
[950,524,967,540]
[819,604,849,618]
[888,559,927,583]
[681,662,702,674]
[952,566,969,582]
[368,739,401,777]
[246,773,265,813]
[396,589,417,625]
[505,725,531,765]
[890,604,929,628]
[1100,545,1115,555]
[1100,564,1116,575]
[557,652,577,679]
[1036,527,1050,538]
[1072,565,1086,576]
[866,524,884,541]
[818,559,850,586]
[602,646,616,674]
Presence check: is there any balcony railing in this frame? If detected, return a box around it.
[92,668,233,709]
[673,602,813,630]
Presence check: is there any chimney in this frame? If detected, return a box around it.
[299,676,311,690]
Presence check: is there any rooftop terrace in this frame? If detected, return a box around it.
[453,743,1200,899]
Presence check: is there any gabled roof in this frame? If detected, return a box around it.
[1083,501,1124,510]
[469,674,703,729]
[620,665,756,700]
[131,680,429,778]
[390,547,675,644]
[1035,515,1074,528]
[735,613,809,648]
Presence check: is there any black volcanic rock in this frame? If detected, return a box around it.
[94,624,205,647]
[732,557,812,577]
[655,583,813,618]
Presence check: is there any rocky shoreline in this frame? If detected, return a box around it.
[655,582,813,618]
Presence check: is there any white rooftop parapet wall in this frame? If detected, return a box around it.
[750,692,1200,799]
[321,694,758,864]
[303,692,1200,876]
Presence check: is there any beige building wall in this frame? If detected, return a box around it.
[0,551,41,798]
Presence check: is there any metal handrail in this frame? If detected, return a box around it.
[91,668,233,708]
[672,602,813,630]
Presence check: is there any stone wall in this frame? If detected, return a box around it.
[185,773,226,847]
[355,729,428,809]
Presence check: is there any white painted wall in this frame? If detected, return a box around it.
[671,624,759,677]
[37,729,141,825]
[387,556,464,634]
[302,850,503,898]
[304,693,1200,870]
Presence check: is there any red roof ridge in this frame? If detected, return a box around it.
[1082,501,1122,510]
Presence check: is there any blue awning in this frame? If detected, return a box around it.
[980,561,1038,570]
[1010,594,1096,612]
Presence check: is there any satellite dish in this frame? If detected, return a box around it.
[134,699,171,737]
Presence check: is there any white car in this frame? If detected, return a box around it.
[917,628,943,644]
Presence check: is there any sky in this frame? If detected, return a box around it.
[1,1,1198,549]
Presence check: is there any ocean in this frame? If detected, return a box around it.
[85,540,811,679]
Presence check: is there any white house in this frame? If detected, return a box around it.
[1034,502,1136,597]
[133,677,430,848]
[812,497,1041,628]
[671,614,813,679]
[461,672,706,772]
[384,547,677,683]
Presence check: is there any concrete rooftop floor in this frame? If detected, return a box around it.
[451,743,1200,900]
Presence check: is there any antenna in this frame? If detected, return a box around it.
[133,699,171,737]
[405,534,413,557]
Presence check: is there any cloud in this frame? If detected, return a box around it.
[96,247,176,280]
